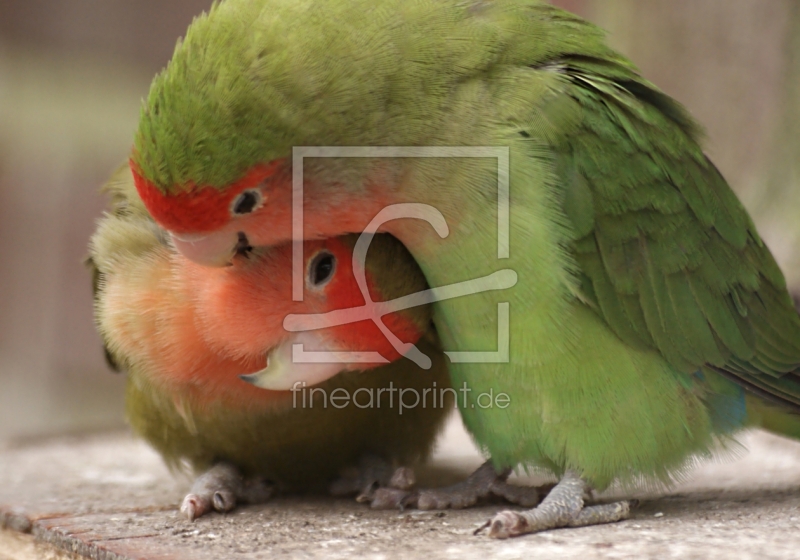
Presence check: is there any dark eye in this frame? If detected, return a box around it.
[308,251,336,288]
[231,189,263,216]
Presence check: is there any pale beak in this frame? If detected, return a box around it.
[239,332,352,391]
[169,231,240,267]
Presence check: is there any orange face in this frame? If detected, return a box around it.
[182,236,424,390]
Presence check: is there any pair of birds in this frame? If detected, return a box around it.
[91,0,800,539]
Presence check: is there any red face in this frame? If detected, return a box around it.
[132,159,396,268]
[132,158,296,266]
[184,236,424,383]
[132,159,288,234]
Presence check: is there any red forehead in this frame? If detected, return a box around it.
[130,159,284,234]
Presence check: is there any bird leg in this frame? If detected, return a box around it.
[478,470,632,538]
[180,462,275,521]
[371,460,543,510]
[329,454,416,505]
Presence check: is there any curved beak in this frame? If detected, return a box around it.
[169,231,241,267]
[238,332,350,391]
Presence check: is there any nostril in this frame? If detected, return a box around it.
[234,231,253,258]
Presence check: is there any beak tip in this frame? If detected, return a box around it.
[239,374,258,385]
[169,232,237,268]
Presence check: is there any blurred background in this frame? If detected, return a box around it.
[0,0,797,442]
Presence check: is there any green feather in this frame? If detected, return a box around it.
[134,0,800,491]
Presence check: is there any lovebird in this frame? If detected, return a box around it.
[128,0,800,537]
[89,165,456,520]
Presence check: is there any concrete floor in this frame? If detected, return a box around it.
[2,417,800,559]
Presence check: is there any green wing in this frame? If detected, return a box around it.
[538,55,800,408]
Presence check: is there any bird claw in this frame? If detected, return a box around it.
[370,487,416,510]
[486,511,528,539]
[180,463,275,521]
[331,454,415,505]
[356,467,416,507]
[370,461,543,511]
[180,494,208,522]
[481,471,632,538]
[389,466,416,490]
[211,489,237,513]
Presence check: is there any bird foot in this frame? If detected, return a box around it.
[477,470,632,538]
[329,454,415,506]
[371,460,543,511]
[180,462,275,521]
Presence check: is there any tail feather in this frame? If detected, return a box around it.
[746,393,800,441]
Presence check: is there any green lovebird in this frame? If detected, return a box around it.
[89,165,456,520]
[128,0,800,537]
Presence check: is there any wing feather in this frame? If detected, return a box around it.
[526,57,800,409]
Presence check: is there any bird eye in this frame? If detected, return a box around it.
[307,251,336,289]
[230,189,263,216]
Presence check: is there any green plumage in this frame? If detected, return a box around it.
[554,58,800,401]
[123,351,450,487]
[89,165,453,490]
[134,0,800,493]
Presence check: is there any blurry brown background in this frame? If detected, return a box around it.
[0,0,797,441]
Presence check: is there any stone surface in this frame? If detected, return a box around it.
[2,418,800,559]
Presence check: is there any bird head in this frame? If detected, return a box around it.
[185,233,432,390]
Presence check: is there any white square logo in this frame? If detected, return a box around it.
[286,146,515,367]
